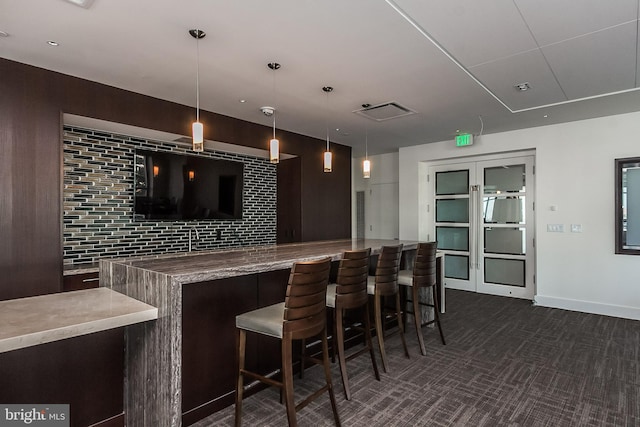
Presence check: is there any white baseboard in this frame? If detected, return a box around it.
[534,295,640,321]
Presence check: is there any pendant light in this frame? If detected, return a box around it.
[363,127,371,179]
[322,86,333,173]
[189,29,206,152]
[268,62,281,164]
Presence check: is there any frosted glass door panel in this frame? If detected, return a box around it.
[436,199,469,223]
[436,170,468,195]
[484,258,525,287]
[430,156,534,299]
[445,255,469,280]
[484,196,525,224]
[484,164,525,193]
[436,227,469,251]
[485,228,525,255]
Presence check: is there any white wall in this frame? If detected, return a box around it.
[398,111,640,320]
[352,152,400,240]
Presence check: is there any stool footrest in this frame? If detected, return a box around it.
[295,385,330,412]
[345,345,371,363]
[240,369,283,389]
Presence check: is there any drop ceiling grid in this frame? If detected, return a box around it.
[469,49,566,111]
[393,0,539,67]
[513,0,639,46]
[541,22,639,100]
[394,0,640,112]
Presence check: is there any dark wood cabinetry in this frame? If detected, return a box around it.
[0,329,125,427]
[181,269,291,425]
[63,271,100,292]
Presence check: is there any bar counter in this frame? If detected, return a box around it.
[100,239,418,426]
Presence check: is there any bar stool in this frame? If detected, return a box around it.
[397,242,446,356]
[234,258,341,427]
[367,244,409,372]
[326,248,380,400]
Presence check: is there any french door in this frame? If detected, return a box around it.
[429,156,535,299]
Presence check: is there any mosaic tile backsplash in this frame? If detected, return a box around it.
[63,126,276,265]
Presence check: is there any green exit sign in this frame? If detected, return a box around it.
[455,133,474,147]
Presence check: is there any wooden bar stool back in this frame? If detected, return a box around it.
[326,248,380,400]
[366,244,409,372]
[398,242,446,356]
[234,257,340,427]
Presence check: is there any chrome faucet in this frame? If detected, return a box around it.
[188,227,200,252]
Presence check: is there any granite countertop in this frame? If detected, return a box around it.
[0,288,158,353]
[101,238,418,285]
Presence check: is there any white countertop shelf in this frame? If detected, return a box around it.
[0,288,158,353]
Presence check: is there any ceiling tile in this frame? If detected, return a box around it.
[393,0,538,66]
[515,0,638,46]
[542,22,638,100]
[469,49,566,111]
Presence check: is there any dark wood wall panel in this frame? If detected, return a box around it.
[277,157,302,243]
[1,57,351,301]
[300,145,352,241]
[0,59,63,300]
[0,329,124,427]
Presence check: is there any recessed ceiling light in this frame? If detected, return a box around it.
[239,99,246,103]
[0,31,9,38]
[47,40,59,46]
[456,129,460,133]
[543,114,548,118]
[514,82,531,92]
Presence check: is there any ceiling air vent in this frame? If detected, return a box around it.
[353,101,416,122]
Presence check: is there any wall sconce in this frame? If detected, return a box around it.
[188,170,195,181]
[153,165,159,177]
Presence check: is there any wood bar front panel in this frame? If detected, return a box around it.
[181,269,293,425]
[181,274,258,425]
[0,329,124,427]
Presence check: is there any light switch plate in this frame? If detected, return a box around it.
[547,224,564,232]
[571,224,583,233]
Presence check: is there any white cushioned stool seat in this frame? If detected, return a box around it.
[397,269,413,286]
[326,284,337,308]
[236,302,285,339]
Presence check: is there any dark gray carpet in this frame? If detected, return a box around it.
[194,290,640,426]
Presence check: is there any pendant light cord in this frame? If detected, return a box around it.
[196,33,200,122]
[365,126,368,159]
[272,66,277,139]
[325,91,329,151]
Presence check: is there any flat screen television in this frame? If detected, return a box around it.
[134,149,244,220]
